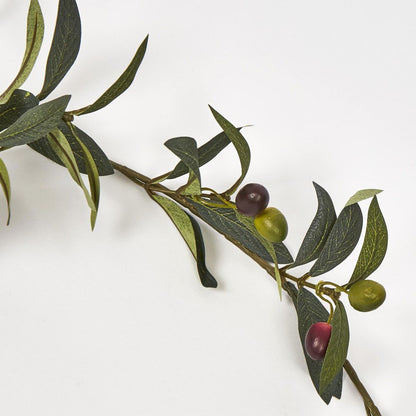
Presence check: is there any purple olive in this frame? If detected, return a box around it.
[305,322,332,361]
[235,183,270,217]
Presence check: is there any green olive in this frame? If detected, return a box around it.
[348,280,386,312]
[254,207,288,243]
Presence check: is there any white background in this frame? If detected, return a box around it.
[0,0,414,415]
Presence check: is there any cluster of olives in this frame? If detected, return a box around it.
[235,183,288,243]
[305,280,386,361]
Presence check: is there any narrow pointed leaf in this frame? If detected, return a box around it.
[0,89,39,132]
[209,106,250,196]
[293,182,336,267]
[345,189,383,207]
[67,123,100,230]
[0,0,44,104]
[152,194,217,287]
[165,137,201,195]
[294,287,343,403]
[71,35,148,115]
[186,199,293,264]
[348,196,388,286]
[37,0,81,100]
[47,128,95,215]
[309,204,363,277]
[0,158,11,225]
[0,95,71,148]
[319,302,349,395]
[169,129,238,179]
[28,120,114,175]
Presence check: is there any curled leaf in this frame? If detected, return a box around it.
[0,158,11,225]
[0,0,44,104]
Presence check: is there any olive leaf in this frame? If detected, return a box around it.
[152,194,217,288]
[209,106,250,196]
[0,95,71,148]
[347,196,388,287]
[236,211,282,297]
[28,120,114,176]
[165,137,201,195]
[70,35,149,116]
[309,203,363,277]
[47,128,96,221]
[37,0,81,100]
[0,0,44,104]
[319,301,349,395]
[67,123,100,230]
[292,182,337,267]
[169,129,238,179]
[0,89,39,132]
[290,285,343,404]
[186,199,293,264]
[345,189,383,207]
[0,158,11,225]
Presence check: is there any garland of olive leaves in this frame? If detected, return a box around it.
[0,1,387,415]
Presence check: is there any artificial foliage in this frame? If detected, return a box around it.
[0,1,389,415]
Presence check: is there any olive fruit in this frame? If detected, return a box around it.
[254,207,288,243]
[305,322,332,361]
[236,183,270,217]
[348,279,386,312]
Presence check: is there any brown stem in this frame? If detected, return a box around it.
[110,160,382,415]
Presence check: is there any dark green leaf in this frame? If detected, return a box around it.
[47,128,96,216]
[293,182,337,267]
[165,137,201,195]
[0,89,39,132]
[152,194,217,288]
[295,287,343,404]
[71,35,148,115]
[169,129,237,179]
[0,0,44,104]
[209,106,250,195]
[348,196,388,286]
[0,158,11,225]
[0,95,71,148]
[68,123,100,230]
[37,0,81,100]
[28,120,114,176]
[319,302,349,395]
[345,189,383,207]
[186,199,293,264]
[309,204,363,277]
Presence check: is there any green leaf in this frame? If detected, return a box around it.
[0,89,39,132]
[309,204,363,277]
[209,106,250,196]
[67,123,100,230]
[28,120,114,176]
[37,0,81,100]
[294,286,343,404]
[293,182,337,267]
[0,158,11,225]
[47,128,96,217]
[168,129,236,179]
[165,137,201,195]
[152,194,217,288]
[319,301,349,395]
[348,196,388,286]
[0,95,71,148]
[345,189,383,207]
[0,0,44,104]
[186,199,293,264]
[71,35,148,115]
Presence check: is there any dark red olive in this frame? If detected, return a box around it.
[235,183,270,217]
[304,322,332,361]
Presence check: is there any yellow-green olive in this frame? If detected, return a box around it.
[254,207,288,243]
[348,280,386,312]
